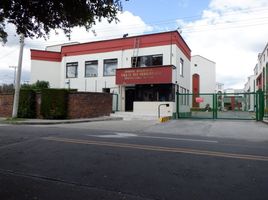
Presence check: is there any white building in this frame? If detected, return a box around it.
[244,75,256,111]
[31,31,192,117]
[190,55,216,108]
[255,43,268,92]
[215,82,224,93]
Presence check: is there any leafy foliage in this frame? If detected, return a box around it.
[40,89,68,119]
[18,89,36,118]
[0,83,14,93]
[21,80,50,90]
[0,0,125,43]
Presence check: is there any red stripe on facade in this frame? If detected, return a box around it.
[61,31,191,60]
[31,49,61,62]
[30,31,191,62]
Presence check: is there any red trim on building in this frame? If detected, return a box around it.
[116,65,173,85]
[31,49,61,62]
[31,31,191,62]
[192,73,200,108]
[256,73,263,90]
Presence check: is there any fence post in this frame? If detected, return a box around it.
[214,93,218,119]
[176,92,179,119]
[256,90,264,121]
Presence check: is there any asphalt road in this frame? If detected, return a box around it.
[0,121,268,200]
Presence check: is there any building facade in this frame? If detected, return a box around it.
[255,43,268,92]
[190,55,216,108]
[244,75,256,111]
[31,31,191,116]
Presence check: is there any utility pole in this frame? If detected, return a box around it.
[9,65,17,87]
[12,34,24,118]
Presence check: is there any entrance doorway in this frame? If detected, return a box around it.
[125,88,135,111]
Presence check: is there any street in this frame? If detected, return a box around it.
[0,120,268,200]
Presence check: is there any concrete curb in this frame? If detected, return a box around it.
[0,116,123,125]
[262,119,268,125]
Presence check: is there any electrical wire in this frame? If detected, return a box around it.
[0,48,18,60]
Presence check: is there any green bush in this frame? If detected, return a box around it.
[21,80,50,91]
[40,89,68,119]
[18,89,36,118]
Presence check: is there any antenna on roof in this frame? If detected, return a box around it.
[177,27,182,34]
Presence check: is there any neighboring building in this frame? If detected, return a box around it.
[215,82,224,110]
[255,43,268,92]
[223,88,244,111]
[244,75,256,111]
[31,31,191,116]
[190,55,216,108]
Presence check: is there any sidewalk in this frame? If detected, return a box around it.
[0,116,123,125]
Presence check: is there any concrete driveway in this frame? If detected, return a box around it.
[40,119,268,142]
[144,119,268,142]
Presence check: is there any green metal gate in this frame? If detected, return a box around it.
[176,91,265,121]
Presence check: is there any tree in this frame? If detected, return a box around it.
[21,80,50,90]
[0,0,125,43]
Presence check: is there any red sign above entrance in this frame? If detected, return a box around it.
[116,65,173,85]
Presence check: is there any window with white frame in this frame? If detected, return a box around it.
[179,58,184,77]
[132,54,163,67]
[103,59,117,76]
[85,60,98,77]
[66,62,78,78]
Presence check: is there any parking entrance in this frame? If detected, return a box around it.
[176,91,265,121]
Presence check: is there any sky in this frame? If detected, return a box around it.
[0,0,268,89]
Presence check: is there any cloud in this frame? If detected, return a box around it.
[179,0,268,89]
[0,11,152,84]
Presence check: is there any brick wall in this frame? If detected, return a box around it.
[0,93,13,117]
[68,92,112,119]
[0,92,113,119]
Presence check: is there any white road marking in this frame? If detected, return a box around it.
[93,132,137,138]
[138,135,218,143]
[88,132,218,143]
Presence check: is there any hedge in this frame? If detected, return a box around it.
[40,89,68,119]
[18,89,36,118]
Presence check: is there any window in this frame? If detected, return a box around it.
[179,58,184,77]
[104,59,117,76]
[132,54,163,67]
[85,60,98,77]
[66,62,78,78]
[102,88,110,93]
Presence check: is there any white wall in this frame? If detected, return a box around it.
[30,60,61,88]
[191,55,216,107]
[133,101,175,117]
[31,43,191,112]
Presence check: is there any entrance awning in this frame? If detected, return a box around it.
[116,65,173,85]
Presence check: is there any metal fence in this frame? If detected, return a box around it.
[176,91,264,121]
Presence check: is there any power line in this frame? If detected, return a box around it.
[0,48,18,60]
[10,5,268,47]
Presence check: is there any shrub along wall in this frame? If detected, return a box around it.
[40,89,68,119]
[18,89,36,118]
[0,90,113,119]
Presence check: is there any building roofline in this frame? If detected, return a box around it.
[59,30,191,52]
[192,55,216,63]
[259,42,268,58]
